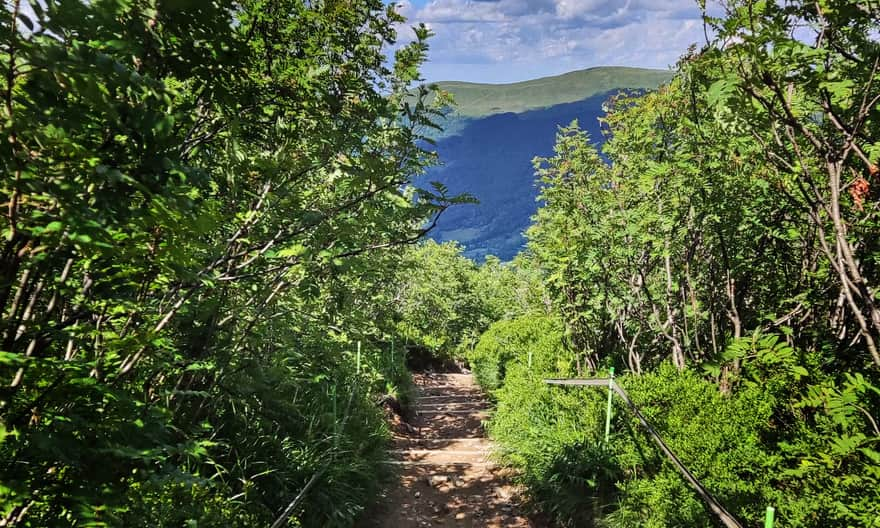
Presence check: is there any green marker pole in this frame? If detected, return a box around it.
[605,367,615,444]
[764,506,775,528]
[331,383,338,447]
[528,350,533,370]
[356,341,361,375]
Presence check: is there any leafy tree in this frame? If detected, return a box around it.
[703,0,880,367]
[483,1,880,526]
[0,0,458,525]
[393,241,486,358]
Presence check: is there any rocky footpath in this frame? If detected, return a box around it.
[360,373,542,528]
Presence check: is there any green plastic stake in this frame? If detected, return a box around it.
[764,506,775,528]
[356,341,361,374]
[528,350,533,370]
[605,367,615,443]
[331,383,338,447]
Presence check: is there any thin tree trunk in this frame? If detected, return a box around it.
[827,160,880,366]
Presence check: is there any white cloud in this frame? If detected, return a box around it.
[389,0,709,82]
[554,0,628,21]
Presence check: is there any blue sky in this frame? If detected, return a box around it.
[390,0,709,83]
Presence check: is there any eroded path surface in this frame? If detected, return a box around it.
[362,373,541,528]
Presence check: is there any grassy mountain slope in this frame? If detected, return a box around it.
[433,66,672,117]
[420,67,672,260]
[421,95,610,260]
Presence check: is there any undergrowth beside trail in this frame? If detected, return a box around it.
[115,340,415,527]
[472,318,880,527]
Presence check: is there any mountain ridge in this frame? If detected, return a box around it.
[429,66,672,118]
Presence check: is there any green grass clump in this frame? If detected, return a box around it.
[489,362,618,527]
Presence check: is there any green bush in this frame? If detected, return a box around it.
[482,328,880,528]
[468,315,569,391]
[610,364,775,527]
[120,481,259,528]
[489,362,778,526]
[488,362,618,526]
[472,316,614,526]
[394,241,486,361]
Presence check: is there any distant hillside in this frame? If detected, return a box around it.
[419,67,672,260]
[433,66,672,118]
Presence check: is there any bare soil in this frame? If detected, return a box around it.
[360,373,546,528]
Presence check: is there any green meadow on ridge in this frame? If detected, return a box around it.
[432,66,673,118]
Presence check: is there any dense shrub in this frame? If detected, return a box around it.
[484,351,779,526]
[468,315,568,391]
[489,361,616,526]
[394,242,486,361]
[478,324,880,527]
[610,364,775,527]
[394,244,549,363]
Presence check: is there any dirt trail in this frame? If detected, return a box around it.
[361,373,543,528]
